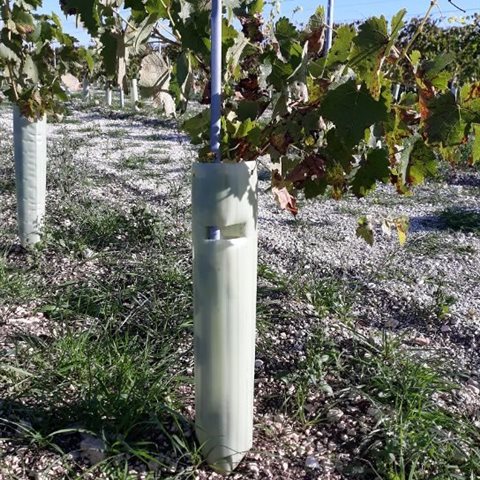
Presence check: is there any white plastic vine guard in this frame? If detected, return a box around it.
[131,79,139,104]
[119,88,125,108]
[13,107,47,247]
[192,161,258,473]
[105,88,112,106]
[83,79,90,101]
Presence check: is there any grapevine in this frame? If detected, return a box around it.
[60,0,480,218]
[0,0,92,118]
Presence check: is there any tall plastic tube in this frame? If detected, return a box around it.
[393,83,401,101]
[83,78,90,101]
[13,107,47,247]
[131,78,139,104]
[119,88,125,108]
[193,161,258,473]
[105,87,112,106]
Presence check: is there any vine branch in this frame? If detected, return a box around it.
[152,26,180,46]
[1,3,19,101]
[400,0,438,60]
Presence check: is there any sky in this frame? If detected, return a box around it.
[39,0,480,45]
[284,0,479,24]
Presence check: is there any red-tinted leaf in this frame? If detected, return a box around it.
[272,186,298,216]
[286,153,326,187]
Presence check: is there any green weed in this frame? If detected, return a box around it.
[350,334,479,479]
[285,328,341,424]
[109,128,127,138]
[406,233,477,256]
[438,208,480,235]
[0,253,36,302]
[2,326,196,475]
[304,275,355,319]
[119,155,148,170]
[290,325,480,479]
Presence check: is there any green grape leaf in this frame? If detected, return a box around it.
[145,0,171,17]
[308,6,325,27]
[22,54,39,83]
[226,31,249,81]
[268,60,295,91]
[125,0,145,10]
[410,50,421,67]
[11,6,35,35]
[324,129,355,169]
[127,14,158,54]
[351,148,390,197]
[289,41,309,83]
[276,17,298,42]
[275,17,298,59]
[325,25,355,68]
[416,53,456,92]
[237,100,266,121]
[61,0,99,34]
[356,216,374,246]
[249,0,264,15]
[389,9,406,43]
[79,47,94,73]
[349,16,389,97]
[15,0,42,10]
[236,118,256,138]
[421,53,456,82]
[225,0,242,10]
[430,71,452,91]
[459,83,480,124]
[183,109,210,145]
[472,124,480,164]
[0,43,20,62]
[308,58,325,78]
[398,136,437,187]
[304,178,328,199]
[100,31,118,79]
[175,10,210,57]
[321,80,388,148]
[423,92,466,146]
[173,51,191,105]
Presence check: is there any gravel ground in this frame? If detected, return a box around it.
[1,99,479,479]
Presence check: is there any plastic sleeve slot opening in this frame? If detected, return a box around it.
[206,223,246,240]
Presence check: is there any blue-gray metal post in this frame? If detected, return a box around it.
[326,0,334,52]
[207,0,222,241]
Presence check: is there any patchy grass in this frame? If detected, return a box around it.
[0,253,36,302]
[438,207,480,235]
[0,117,198,478]
[1,217,196,476]
[61,117,82,125]
[77,125,102,135]
[284,327,341,423]
[405,233,477,256]
[1,103,479,480]
[347,335,479,479]
[119,154,149,170]
[47,200,163,254]
[47,135,86,196]
[302,275,356,320]
[285,325,480,479]
[2,324,197,474]
[145,148,171,164]
[108,128,127,139]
